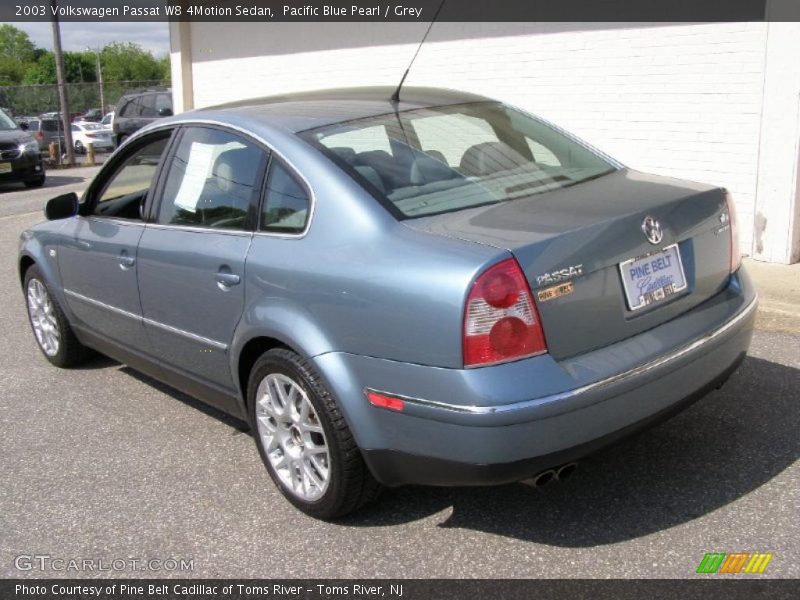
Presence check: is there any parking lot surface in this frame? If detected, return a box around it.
[1,181,798,578]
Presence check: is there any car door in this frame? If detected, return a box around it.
[137,125,268,393]
[58,129,175,352]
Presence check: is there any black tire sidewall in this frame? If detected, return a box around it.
[247,349,348,519]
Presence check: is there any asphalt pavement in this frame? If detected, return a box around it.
[0,175,797,579]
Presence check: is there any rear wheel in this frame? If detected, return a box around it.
[74,140,84,154]
[24,265,90,368]
[248,348,381,519]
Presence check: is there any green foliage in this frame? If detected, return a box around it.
[0,24,38,85]
[100,42,167,82]
[0,26,170,115]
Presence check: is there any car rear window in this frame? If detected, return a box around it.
[301,101,616,219]
[41,120,61,132]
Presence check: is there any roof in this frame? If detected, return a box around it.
[198,86,493,133]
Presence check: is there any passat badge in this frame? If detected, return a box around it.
[536,264,583,286]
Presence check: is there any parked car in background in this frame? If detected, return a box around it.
[18,87,755,519]
[18,117,66,155]
[71,122,113,153]
[0,107,45,187]
[113,88,172,146]
[99,111,114,130]
[74,108,103,123]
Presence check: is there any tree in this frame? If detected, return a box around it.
[100,42,164,82]
[21,51,96,85]
[0,24,37,84]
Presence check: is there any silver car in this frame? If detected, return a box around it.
[18,87,756,519]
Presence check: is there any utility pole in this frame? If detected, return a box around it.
[89,47,105,116]
[50,0,74,165]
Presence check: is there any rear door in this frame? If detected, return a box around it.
[137,125,268,393]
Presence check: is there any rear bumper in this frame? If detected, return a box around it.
[312,269,756,486]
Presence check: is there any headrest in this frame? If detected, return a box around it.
[354,165,385,193]
[459,141,528,177]
[212,147,260,195]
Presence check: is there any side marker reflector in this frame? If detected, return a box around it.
[366,391,404,412]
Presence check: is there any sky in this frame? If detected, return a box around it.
[9,22,170,56]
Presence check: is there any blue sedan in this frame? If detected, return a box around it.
[18,87,756,519]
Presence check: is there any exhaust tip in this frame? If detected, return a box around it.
[556,462,578,481]
[531,469,556,487]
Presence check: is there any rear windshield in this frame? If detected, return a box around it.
[41,120,62,132]
[301,101,616,219]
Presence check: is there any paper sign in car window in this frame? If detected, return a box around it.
[173,142,215,212]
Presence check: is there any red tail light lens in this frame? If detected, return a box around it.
[725,191,742,273]
[463,258,547,367]
[36,131,43,141]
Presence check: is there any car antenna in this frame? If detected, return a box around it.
[391,0,446,104]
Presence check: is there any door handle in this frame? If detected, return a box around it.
[215,272,241,288]
[119,252,135,270]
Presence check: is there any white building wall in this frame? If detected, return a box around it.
[176,20,800,262]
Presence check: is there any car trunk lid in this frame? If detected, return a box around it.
[405,169,732,359]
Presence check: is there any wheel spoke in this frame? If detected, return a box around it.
[27,279,59,357]
[254,371,331,502]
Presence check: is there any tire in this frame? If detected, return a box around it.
[248,348,381,519]
[116,134,127,148]
[24,175,45,188]
[23,265,90,368]
[74,140,84,154]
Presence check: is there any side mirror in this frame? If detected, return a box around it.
[18,122,28,131]
[157,108,173,117]
[45,192,79,220]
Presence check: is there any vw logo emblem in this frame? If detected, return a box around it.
[642,216,663,245]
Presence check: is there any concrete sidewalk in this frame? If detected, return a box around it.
[745,258,800,334]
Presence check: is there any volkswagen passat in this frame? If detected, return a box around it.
[18,88,756,519]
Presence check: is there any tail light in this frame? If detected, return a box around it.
[36,131,43,141]
[463,258,547,367]
[725,191,742,273]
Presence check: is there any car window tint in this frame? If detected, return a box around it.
[157,127,265,231]
[71,124,79,132]
[260,161,310,234]
[320,125,391,154]
[155,94,172,113]
[118,100,134,117]
[41,120,60,132]
[413,113,499,167]
[139,95,157,118]
[94,136,170,218]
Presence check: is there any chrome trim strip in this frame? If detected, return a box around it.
[142,316,228,351]
[64,288,140,321]
[63,289,228,351]
[144,222,253,237]
[368,296,757,415]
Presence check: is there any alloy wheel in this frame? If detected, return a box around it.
[254,373,331,501]
[27,279,60,356]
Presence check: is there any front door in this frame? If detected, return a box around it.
[58,132,172,352]
[137,126,268,393]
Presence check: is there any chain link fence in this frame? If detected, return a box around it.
[0,80,167,117]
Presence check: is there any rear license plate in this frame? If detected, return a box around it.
[619,243,687,311]
[0,162,11,174]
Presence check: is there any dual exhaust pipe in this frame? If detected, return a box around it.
[524,462,578,488]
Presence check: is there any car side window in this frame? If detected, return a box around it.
[93,134,171,219]
[157,127,266,231]
[118,99,136,118]
[260,160,310,234]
